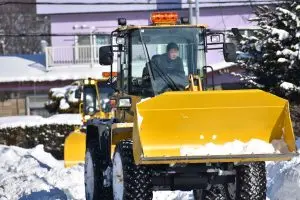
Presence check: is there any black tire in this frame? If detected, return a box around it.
[201,185,227,200]
[200,162,266,200]
[84,140,112,200]
[112,140,153,200]
[235,162,266,200]
[193,189,203,200]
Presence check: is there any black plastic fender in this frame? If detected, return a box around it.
[86,118,117,169]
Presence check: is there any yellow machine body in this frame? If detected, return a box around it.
[64,78,113,168]
[64,128,86,167]
[132,89,297,165]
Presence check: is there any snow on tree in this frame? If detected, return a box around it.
[45,81,81,114]
[236,1,300,103]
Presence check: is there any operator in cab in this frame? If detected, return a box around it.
[142,42,188,94]
[152,42,185,76]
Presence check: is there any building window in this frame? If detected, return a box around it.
[75,34,111,63]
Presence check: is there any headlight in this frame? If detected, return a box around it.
[84,115,91,120]
[117,97,132,109]
[88,107,95,113]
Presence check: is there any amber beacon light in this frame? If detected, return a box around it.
[102,72,118,78]
[151,12,179,25]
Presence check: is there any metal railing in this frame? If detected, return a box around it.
[45,45,103,69]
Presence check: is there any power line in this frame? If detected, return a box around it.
[0,33,108,37]
[0,1,281,5]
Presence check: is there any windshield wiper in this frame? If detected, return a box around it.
[138,30,180,92]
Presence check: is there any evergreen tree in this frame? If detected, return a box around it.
[236,1,300,103]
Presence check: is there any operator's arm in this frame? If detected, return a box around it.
[175,57,186,76]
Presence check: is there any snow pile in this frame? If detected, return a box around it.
[0,114,81,129]
[0,116,45,129]
[47,83,81,113]
[0,138,300,199]
[180,139,290,156]
[267,139,300,200]
[59,98,71,110]
[0,144,193,200]
[50,84,79,103]
[0,145,84,200]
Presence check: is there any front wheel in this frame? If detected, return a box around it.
[84,141,112,200]
[112,140,153,200]
[235,162,266,200]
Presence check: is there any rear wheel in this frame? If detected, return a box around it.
[85,141,112,200]
[112,140,153,200]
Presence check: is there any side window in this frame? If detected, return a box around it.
[83,86,97,114]
[130,43,149,95]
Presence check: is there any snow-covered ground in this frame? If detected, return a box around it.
[0,140,299,200]
[0,144,193,200]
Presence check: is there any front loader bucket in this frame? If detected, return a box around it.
[64,129,86,168]
[133,89,297,164]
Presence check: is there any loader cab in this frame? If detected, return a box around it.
[78,79,115,117]
[99,12,236,98]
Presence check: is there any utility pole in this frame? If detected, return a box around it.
[188,0,193,25]
[188,0,195,25]
[195,0,200,25]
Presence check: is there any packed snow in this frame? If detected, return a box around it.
[0,114,81,129]
[180,139,290,156]
[0,138,299,199]
[280,81,300,91]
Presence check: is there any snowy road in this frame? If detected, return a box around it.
[0,143,299,200]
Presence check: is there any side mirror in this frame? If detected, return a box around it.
[75,89,81,99]
[99,46,113,65]
[223,43,237,62]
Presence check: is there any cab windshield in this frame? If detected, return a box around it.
[129,27,205,96]
[83,82,115,114]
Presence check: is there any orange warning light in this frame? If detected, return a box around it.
[151,12,179,25]
[102,72,118,78]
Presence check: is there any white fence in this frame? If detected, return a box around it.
[45,45,103,69]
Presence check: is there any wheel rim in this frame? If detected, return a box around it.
[85,150,94,199]
[113,152,124,200]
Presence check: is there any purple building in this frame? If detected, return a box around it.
[0,1,271,117]
[36,0,267,67]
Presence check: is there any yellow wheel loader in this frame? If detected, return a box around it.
[84,12,298,200]
[64,78,115,168]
